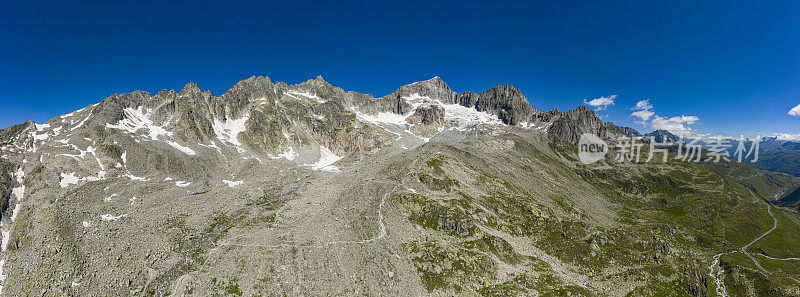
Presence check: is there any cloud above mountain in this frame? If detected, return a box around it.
[630,99,700,137]
[767,104,800,141]
[631,99,654,121]
[584,95,616,111]
[789,104,800,116]
[776,133,800,141]
[650,115,700,137]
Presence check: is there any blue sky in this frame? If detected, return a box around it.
[2,0,799,138]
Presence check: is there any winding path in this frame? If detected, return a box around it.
[708,189,800,295]
[215,177,405,250]
[741,202,775,272]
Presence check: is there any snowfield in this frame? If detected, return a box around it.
[106,107,196,155]
[213,115,249,148]
[309,145,343,172]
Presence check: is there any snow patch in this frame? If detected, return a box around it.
[11,186,24,201]
[222,180,243,187]
[269,147,297,161]
[403,93,435,109]
[14,168,23,183]
[106,107,169,138]
[58,144,95,160]
[287,90,326,103]
[35,123,50,131]
[106,107,195,155]
[518,121,550,131]
[213,115,249,150]
[0,258,6,291]
[82,221,91,227]
[58,169,106,188]
[355,93,504,137]
[1,230,9,252]
[175,181,191,187]
[104,194,118,202]
[124,173,150,181]
[309,145,343,172]
[33,131,49,142]
[60,172,80,188]
[167,142,196,155]
[100,214,128,221]
[435,100,503,131]
[71,113,91,130]
[9,204,21,222]
[356,111,409,127]
[198,141,223,154]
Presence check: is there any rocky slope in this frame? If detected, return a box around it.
[0,76,799,296]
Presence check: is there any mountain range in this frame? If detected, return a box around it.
[1,76,799,296]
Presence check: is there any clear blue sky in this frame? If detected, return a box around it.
[2,0,799,137]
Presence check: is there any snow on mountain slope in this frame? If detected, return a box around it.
[3,76,781,296]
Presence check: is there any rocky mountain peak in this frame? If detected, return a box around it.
[473,84,536,125]
[2,74,798,297]
[178,82,202,97]
[382,76,458,105]
[0,74,646,169]
[644,129,679,142]
[223,76,274,99]
[308,75,330,86]
[541,105,633,144]
[607,123,642,138]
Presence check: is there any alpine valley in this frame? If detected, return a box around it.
[1,76,799,296]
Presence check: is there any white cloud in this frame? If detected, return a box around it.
[650,115,698,137]
[631,110,654,121]
[668,115,699,124]
[632,99,653,111]
[775,132,800,141]
[584,95,617,111]
[630,99,655,121]
[789,104,800,116]
[629,100,700,138]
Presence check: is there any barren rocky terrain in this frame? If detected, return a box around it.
[1,76,799,296]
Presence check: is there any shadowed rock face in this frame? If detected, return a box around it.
[456,91,480,108]
[473,84,537,125]
[614,124,643,138]
[543,106,628,144]
[409,105,445,126]
[0,161,13,219]
[778,185,800,209]
[644,129,680,143]
[7,75,796,296]
[407,105,445,137]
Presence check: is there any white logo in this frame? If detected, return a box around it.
[578,133,608,164]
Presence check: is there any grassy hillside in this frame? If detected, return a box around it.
[383,131,800,296]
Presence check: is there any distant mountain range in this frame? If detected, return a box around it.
[753,138,800,177]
